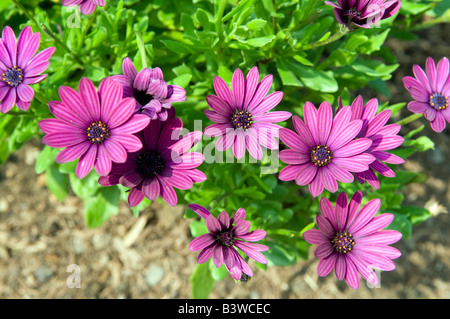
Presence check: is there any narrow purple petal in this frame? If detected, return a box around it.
[303,229,330,245]
[189,233,216,251]
[317,253,337,277]
[348,198,381,234]
[187,204,211,219]
[76,144,97,179]
[142,177,160,200]
[157,176,178,206]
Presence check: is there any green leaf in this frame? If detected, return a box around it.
[84,186,120,228]
[265,242,297,266]
[35,145,59,174]
[403,136,435,152]
[168,73,192,88]
[290,62,338,93]
[246,18,267,31]
[190,262,215,299]
[385,212,412,239]
[46,164,69,201]
[246,35,275,47]
[209,259,229,281]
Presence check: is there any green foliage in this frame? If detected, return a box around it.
[0,0,446,299]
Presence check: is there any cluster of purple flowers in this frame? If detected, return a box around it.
[1,0,442,288]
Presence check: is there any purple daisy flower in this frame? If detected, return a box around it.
[0,26,55,113]
[324,0,402,29]
[338,95,405,189]
[303,191,402,289]
[61,0,105,15]
[98,109,205,207]
[203,66,292,160]
[403,57,450,133]
[278,101,375,197]
[38,77,150,179]
[112,57,187,121]
[188,204,269,281]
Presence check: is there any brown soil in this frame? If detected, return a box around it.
[0,23,449,299]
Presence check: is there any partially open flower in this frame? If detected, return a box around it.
[324,0,402,29]
[188,204,268,281]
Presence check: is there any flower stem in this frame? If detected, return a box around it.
[396,113,423,126]
[302,25,349,50]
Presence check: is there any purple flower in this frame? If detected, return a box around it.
[112,57,186,121]
[339,95,405,189]
[61,0,105,15]
[203,66,292,160]
[303,191,402,289]
[98,109,205,207]
[403,57,450,133]
[38,77,150,179]
[0,26,55,113]
[278,101,375,197]
[325,0,402,29]
[188,204,269,280]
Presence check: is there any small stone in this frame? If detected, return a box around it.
[144,263,164,287]
[34,265,53,283]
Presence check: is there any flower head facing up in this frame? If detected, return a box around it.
[0,26,55,113]
[98,109,205,207]
[403,57,450,132]
[324,0,402,29]
[61,0,105,15]
[38,77,150,179]
[112,58,186,121]
[188,204,269,280]
[204,66,292,160]
[339,95,405,189]
[303,191,402,289]
[278,101,375,197]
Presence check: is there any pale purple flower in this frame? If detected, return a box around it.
[0,26,55,113]
[203,66,292,160]
[403,57,450,133]
[338,95,405,189]
[98,109,205,207]
[278,101,375,197]
[188,204,268,280]
[61,0,105,15]
[38,77,150,179]
[303,191,402,289]
[325,0,402,29]
[112,57,186,121]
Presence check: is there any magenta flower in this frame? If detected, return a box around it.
[38,77,150,179]
[303,191,402,289]
[188,204,269,280]
[203,66,292,160]
[325,0,402,29]
[61,0,105,15]
[0,26,55,113]
[403,57,450,133]
[339,95,405,189]
[112,57,186,121]
[98,109,205,207]
[278,101,375,197]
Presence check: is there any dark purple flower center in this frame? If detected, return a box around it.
[216,231,235,247]
[231,110,253,130]
[331,231,355,254]
[2,66,23,87]
[137,151,165,178]
[134,90,154,107]
[429,93,448,110]
[344,7,362,20]
[86,121,110,144]
[310,145,333,167]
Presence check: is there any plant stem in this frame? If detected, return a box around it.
[396,113,423,126]
[302,25,349,50]
[215,0,227,42]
